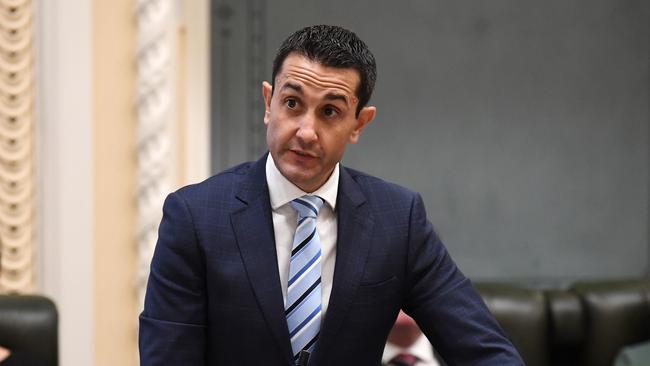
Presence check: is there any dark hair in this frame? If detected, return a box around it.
[271,25,377,116]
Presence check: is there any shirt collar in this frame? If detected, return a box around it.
[265,154,339,211]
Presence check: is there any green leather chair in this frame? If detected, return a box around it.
[0,295,58,366]
[475,279,650,366]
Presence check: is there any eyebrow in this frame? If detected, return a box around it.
[280,82,303,94]
[324,92,349,105]
[280,82,350,106]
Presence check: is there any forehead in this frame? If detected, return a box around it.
[276,53,360,101]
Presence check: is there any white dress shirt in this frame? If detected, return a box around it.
[382,334,441,366]
[265,155,338,321]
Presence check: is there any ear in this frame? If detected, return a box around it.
[262,81,273,125]
[349,106,376,144]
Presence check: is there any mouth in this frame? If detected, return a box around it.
[290,149,317,158]
[288,149,319,163]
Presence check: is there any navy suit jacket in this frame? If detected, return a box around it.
[139,155,524,365]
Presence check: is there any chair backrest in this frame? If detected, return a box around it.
[0,295,58,366]
[571,280,650,366]
[475,283,549,366]
[476,279,650,366]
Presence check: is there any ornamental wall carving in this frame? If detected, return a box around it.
[0,0,34,294]
[135,0,176,305]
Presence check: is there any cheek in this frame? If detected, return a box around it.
[265,122,278,147]
[322,136,349,160]
[267,120,291,146]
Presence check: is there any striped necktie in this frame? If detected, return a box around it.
[286,195,324,362]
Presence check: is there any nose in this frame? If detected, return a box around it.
[295,113,318,144]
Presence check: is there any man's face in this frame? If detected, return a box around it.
[263,53,376,192]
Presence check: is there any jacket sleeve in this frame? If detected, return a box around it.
[139,192,207,366]
[402,193,525,365]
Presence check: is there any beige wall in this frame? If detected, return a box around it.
[35,0,210,364]
[38,0,94,364]
[92,0,138,364]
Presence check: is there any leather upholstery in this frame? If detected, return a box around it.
[547,289,583,366]
[476,283,548,366]
[572,280,650,366]
[0,295,58,366]
[474,279,650,366]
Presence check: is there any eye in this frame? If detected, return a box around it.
[285,98,297,109]
[323,106,339,118]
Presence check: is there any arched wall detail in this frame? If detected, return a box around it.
[0,0,34,294]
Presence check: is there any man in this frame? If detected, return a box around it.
[139,25,524,365]
[383,311,443,366]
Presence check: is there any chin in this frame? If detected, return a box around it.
[278,166,307,185]
[289,174,314,190]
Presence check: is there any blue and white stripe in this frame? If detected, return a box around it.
[286,195,324,362]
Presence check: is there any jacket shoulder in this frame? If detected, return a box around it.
[174,161,255,202]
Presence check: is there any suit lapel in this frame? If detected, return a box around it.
[230,156,293,364]
[314,167,375,361]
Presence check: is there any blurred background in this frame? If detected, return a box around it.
[0,0,646,365]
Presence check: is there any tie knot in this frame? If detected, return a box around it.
[290,195,324,219]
